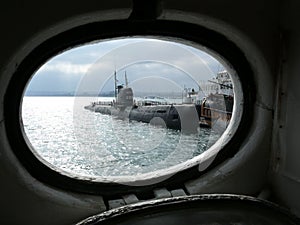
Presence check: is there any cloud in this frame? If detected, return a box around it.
[73,40,222,96]
[26,38,226,95]
[38,61,91,75]
[129,76,184,93]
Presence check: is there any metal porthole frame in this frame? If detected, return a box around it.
[4,19,255,197]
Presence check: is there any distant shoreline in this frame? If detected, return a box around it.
[24,94,104,97]
[24,92,114,97]
[24,92,184,98]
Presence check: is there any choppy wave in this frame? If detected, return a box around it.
[22,97,220,177]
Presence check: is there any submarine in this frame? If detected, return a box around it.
[84,71,233,133]
[1,0,300,224]
[84,83,203,132]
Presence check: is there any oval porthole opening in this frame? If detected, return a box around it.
[4,20,254,196]
[21,36,240,186]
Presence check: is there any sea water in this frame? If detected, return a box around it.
[21,97,221,177]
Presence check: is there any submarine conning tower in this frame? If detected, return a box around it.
[116,85,134,108]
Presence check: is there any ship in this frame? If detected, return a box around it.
[84,71,233,133]
[85,84,201,133]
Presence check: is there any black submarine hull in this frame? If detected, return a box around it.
[84,104,202,132]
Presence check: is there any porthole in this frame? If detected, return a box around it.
[22,37,235,177]
[4,20,254,196]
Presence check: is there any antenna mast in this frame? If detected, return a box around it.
[114,70,117,100]
[125,71,128,87]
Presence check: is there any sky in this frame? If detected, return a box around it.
[25,38,225,96]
